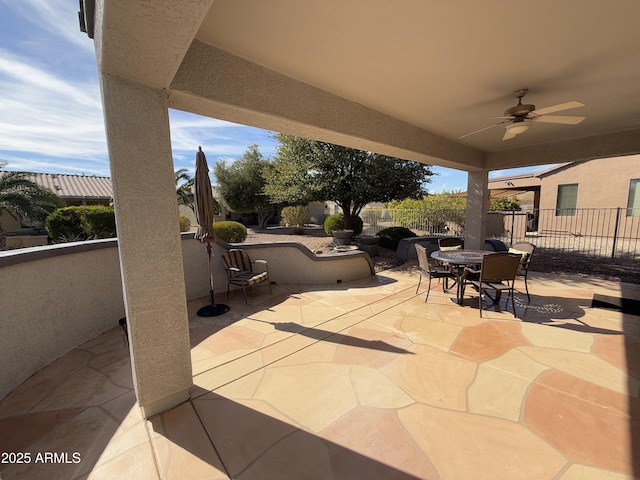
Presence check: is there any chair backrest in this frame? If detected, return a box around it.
[480,253,522,283]
[415,244,429,271]
[509,242,536,272]
[439,237,464,250]
[222,249,252,272]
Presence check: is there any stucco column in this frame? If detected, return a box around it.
[465,170,490,249]
[100,75,192,418]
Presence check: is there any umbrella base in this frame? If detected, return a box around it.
[197,303,230,317]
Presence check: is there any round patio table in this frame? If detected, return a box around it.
[431,249,490,266]
[431,249,492,303]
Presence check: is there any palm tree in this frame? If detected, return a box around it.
[0,163,64,250]
[175,168,194,211]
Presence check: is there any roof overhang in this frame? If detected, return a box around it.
[86,0,640,173]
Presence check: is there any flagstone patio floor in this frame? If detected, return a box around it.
[1,263,639,479]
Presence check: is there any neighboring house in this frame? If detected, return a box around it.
[1,170,228,246]
[0,172,113,245]
[488,154,640,236]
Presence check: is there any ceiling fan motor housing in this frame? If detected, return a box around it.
[504,103,536,118]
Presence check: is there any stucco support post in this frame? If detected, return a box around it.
[100,75,192,418]
[465,170,490,249]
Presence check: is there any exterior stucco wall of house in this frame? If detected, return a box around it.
[538,155,640,211]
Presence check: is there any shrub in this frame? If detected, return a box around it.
[360,208,384,225]
[45,205,116,241]
[376,226,417,250]
[45,207,84,240]
[213,221,247,243]
[490,197,521,211]
[387,194,466,233]
[83,206,116,238]
[178,214,191,232]
[281,205,310,227]
[323,213,363,236]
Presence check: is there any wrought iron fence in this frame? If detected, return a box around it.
[360,207,640,259]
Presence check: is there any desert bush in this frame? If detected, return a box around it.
[178,214,191,232]
[213,221,247,243]
[45,207,84,240]
[387,195,466,233]
[490,197,521,211]
[360,208,384,224]
[46,205,116,241]
[323,213,363,236]
[376,226,417,250]
[281,205,310,227]
[83,206,116,238]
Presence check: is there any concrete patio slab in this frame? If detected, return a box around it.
[1,264,639,479]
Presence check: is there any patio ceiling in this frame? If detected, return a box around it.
[93,0,640,171]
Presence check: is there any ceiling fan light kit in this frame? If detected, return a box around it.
[505,122,530,135]
[460,88,586,141]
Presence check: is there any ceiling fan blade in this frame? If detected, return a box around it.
[533,115,586,125]
[532,101,585,116]
[458,122,504,139]
[502,129,517,141]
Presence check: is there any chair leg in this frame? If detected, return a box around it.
[241,283,248,304]
[416,272,423,294]
[510,288,517,318]
[459,280,467,305]
[524,272,531,303]
[425,275,432,303]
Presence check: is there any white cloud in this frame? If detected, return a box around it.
[1,0,94,54]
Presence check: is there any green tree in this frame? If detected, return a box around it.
[0,163,64,250]
[214,144,277,229]
[265,134,433,230]
[175,168,194,211]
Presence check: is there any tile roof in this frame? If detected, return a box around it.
[3,172,113,201]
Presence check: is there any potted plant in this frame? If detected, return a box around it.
[324,213,363,246]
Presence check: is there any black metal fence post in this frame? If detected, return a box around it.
[611,207,621,259]
[510,209,515,246]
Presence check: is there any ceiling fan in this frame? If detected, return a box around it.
[459,89,586,141]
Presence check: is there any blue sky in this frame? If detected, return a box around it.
[0,0,549,192]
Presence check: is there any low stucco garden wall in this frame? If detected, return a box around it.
[0,234,374,401]
[223,240,375,285]
[0,239,125,401]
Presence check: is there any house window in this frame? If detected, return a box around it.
[627,179,640,217]
[556,183,578,216]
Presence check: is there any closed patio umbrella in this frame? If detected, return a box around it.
[194,146,230,317]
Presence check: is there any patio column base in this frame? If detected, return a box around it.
[141,389,191,419]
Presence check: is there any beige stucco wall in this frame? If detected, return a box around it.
[0,210,20,234]
[230,241,375,285]
[535,155,640,237]
[5,235,48,250]
[0,241,125,401]
[538,155,640,211]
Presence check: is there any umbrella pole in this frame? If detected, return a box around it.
[197,241,230,317]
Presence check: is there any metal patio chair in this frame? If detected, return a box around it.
[222,249,272,303]
[415,244,453,302]
[509,241,536,302]
[460,252,522,317]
